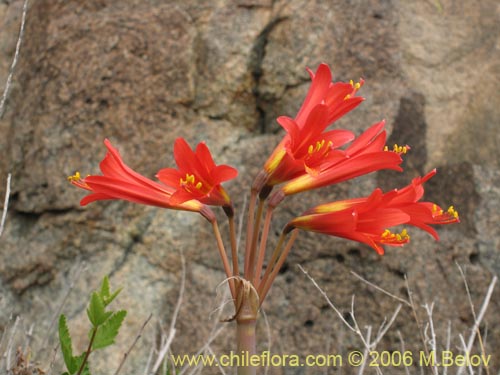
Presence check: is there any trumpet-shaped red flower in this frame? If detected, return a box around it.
[156,138,238,207]
[277,120,406,197]
[264,63,364,185]
[68,139,211,218]
[286,170,459,254]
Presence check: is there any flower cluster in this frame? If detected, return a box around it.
[69,63,459,306]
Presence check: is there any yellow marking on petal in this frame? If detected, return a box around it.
[314,201,351,214]
[265,148,287,173]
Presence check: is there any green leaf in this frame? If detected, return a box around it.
[92,310,127,350]
[99,276,111,300]
[86,292,108,327]
[99,276,122,306]
[103,286,122,306]
[58,315,77,374]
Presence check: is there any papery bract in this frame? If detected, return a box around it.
[156,138,238,208]
[287,170,459,254]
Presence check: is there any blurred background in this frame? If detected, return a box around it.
[0,0,499,374]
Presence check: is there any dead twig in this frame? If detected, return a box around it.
[114,313,153,375]
[0,174,11,238]
[456,264,496,375]
[0,0,29,119]
[150,252,186,374]
[350,270,411,307]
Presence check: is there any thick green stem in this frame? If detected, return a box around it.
[234,278,259,375]
[236,320,257,375]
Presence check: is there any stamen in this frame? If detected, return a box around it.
[195,182,203,190]
[431,204,459,223]
[307,139,332,157]
[380,228,410,245]
[447,205,459,219]
[180,173,196,186]
[384,144,410,155]
[67,171,81,182]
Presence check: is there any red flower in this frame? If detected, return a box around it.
[286,170,459,254]
[156,138,238,207]
[68,139,208,216]
[278,120,405,197]
[263,63,364,185]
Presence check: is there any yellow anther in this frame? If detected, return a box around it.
[344,94,351,100]
[195,182,202,190]
[391,144,408,154]
[384,146,389,152]
[68,172,81,182]
[380,228,410,243]
[308,140,330,156]
[354,82,361,90]
[180,173,196,186]
[349,79,354,87]
[447,205,459,218]
[316,140,325,151]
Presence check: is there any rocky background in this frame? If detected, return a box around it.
[0,0,499,374]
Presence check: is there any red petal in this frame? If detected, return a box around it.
[195,142,216,171]
[101,139,165,191]
[277,116,300,142]
[346,121,385,155]
[295,64,332,126]
[169,189,199,205]
[212,165,238,183]
[156,168,183,187]
[173,138,202,174]
[321,129,355,149]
